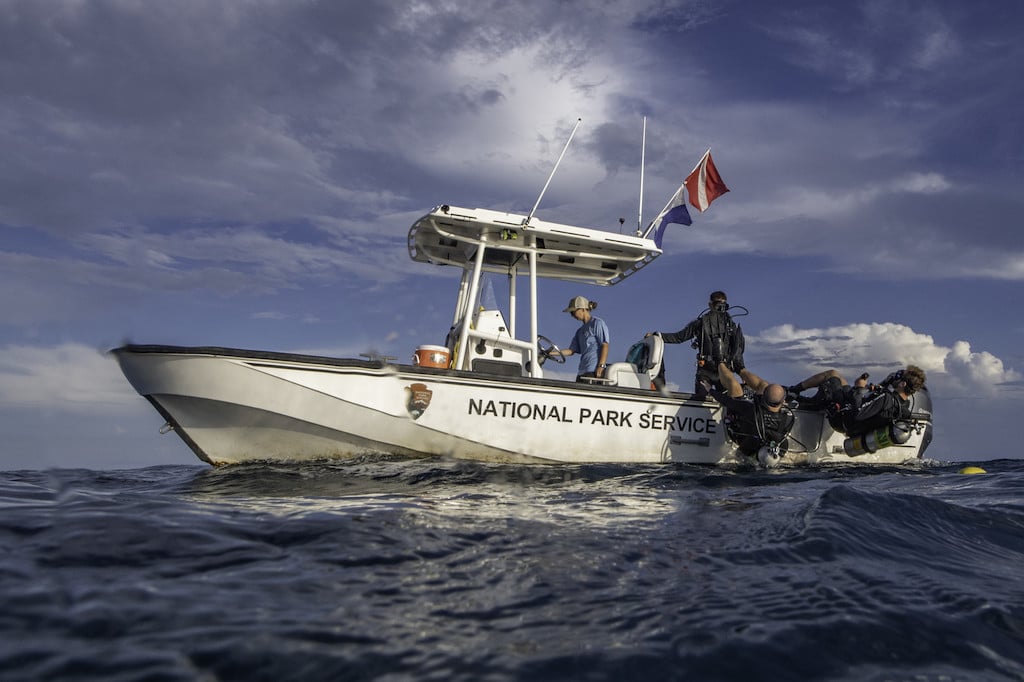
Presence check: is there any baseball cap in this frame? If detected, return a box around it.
[563,295,591,312]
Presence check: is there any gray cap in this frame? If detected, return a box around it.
[563,295,591,312]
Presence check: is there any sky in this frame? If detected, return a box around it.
[1,0,1022,469]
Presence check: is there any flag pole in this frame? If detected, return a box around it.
[641,190,678,240]
[690,148,710,176]
[636,117,646,236]
[523,117,582,227]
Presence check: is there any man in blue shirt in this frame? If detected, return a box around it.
[558,295,610,382]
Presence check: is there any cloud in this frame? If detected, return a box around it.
[892,172,950,194]
[944,340,1019,390]
[767,4,962,90]
[252,311,287,320]
[2,0,1020,293]
[0,343,138,412]
[0,1,656,238]
[752,322,1021,398]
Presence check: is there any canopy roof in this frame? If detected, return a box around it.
[408,205,662,286]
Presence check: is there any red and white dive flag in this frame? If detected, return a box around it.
[684,149,729,212]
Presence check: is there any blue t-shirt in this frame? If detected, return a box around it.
[569,316,610,375]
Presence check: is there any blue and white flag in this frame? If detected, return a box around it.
[650,183,692,248]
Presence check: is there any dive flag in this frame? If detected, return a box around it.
[650,183,692,248]
[684,149,729,212]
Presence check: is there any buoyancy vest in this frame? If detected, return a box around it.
[696,311,743,365]
[758,404,795,452]
[806,381,911,436]
[727,398,795,456]
[839,389,910,436]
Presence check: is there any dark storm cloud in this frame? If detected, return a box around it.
[0,3,469,230]
[0,0,638,236]
[1,0,1021,294]
[1,0,677,323]
[584,122,642,175]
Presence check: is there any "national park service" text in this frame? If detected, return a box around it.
[467,398,716,433]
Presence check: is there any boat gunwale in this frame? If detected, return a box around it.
[111,344,932,423]
[111,343,703,402]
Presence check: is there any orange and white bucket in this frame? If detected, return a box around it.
[413,344,450,368]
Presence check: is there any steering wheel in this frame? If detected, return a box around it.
[537,335,565,365]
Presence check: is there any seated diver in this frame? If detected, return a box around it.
[701,362,795,466]
[787,365,926,437]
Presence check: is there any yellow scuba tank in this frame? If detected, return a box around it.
[843,423,912,456]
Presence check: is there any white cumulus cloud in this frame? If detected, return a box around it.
[944,340,1018,390]
[752,322,1020,397]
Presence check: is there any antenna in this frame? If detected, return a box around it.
[523,118,582,227]
[637,116,647,235]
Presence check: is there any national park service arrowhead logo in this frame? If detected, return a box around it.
[406,382,432,420]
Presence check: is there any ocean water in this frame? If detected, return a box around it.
[1,458,1022,682]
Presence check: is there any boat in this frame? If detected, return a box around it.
[113,204,934,467]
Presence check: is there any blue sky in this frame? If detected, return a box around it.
[1,0,1021,469]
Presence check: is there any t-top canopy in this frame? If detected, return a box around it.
[408,205,662,286]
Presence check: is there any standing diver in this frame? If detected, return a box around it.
[647,290,746,400]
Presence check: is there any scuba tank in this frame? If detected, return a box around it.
[692,302,747,368]
[843,422,912,456]
[757,442,783,469]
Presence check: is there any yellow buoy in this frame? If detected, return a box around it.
[958,466,987,475]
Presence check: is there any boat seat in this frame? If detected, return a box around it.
[448,309,528,374]
[597,335,665,389]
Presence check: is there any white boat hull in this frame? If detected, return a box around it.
[114,346,932,467]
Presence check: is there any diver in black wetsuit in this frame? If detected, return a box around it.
[788,366,927,436]
[647,290,746,400]
[702,362,794,466]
